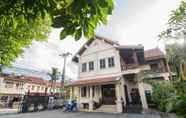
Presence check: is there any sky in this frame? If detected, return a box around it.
[12,0,180,79]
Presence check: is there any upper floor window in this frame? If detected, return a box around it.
[100,59,106,69]
[82,63,87,72]
[108,57,115,67]
[5,82,13,88]
[89,61,94,71]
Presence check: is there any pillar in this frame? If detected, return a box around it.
[120,77,126,107]
[138,82,148,112]
[70,87,73,100]
[115,84,123,113]
[89,86,93,111]
[133,51,138,64]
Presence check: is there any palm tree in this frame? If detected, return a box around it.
[48,67,60,93]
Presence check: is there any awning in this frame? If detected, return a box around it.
[70,76,119,86]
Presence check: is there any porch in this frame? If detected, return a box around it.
[70,75,149,113]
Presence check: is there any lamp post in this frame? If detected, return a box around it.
[59,52,72,97]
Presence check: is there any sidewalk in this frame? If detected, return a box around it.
[0,108,18,116]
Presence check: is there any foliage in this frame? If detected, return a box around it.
[0,15,51,67]
[151,80,186,118]
[48,67,60,92]
[165,43,186,76]
[0,0,114,68]
[159,1,186,40]
[151,82,175,112]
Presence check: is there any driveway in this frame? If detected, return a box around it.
[0,110,161,118]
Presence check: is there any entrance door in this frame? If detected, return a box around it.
[130,88,141,105]
[101,84,116,105]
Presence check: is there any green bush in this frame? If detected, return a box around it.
[151,82,175,112]
[151,81,186,118]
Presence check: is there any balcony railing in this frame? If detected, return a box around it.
[121,63,139,70]
[146,68,167,74]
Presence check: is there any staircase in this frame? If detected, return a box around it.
[95,105,117,113]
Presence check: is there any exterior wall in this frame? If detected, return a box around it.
[0,78,25,95]
[79,39,121,80]
[147,59,168,73]
[25,83,60,94]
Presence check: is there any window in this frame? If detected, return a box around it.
[150,63,159,71]
[81,86,87,97]
[32,86,35,90]
[100,59,106,69]
[89,61,94,71]
[82,63,87,72]
[5,82,13,88]
[108,57,115,67]
[37,86,40,91]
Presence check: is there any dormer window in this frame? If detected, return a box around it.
[82,63,87,72]
[100,59,106,69]
[108,57,115,67]
[89,61,94,71]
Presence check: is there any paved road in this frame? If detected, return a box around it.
[0,110,161,118]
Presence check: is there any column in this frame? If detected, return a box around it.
[138,82,148,112]
[120,77,126,107]
[133,51,138,64]
[115,84,123,113]
[70,87,73,100]
[89,86,93,111]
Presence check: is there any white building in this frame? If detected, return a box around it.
[70,36,170,113]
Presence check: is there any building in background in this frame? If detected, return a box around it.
[0,74,62,108]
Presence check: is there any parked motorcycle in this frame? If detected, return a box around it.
[63,100,78,112]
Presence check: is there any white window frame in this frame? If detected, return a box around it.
[100,58,106,69]
[108,56,115,67]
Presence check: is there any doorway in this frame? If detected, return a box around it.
[101,84,116,105]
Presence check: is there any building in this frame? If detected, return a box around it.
[70,36,170,113]
[0,74,62,108]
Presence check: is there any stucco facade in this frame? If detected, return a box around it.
[71,36,170,113]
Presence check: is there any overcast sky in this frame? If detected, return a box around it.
[13,0,180,79]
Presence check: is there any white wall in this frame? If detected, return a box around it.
[78,39,121,80]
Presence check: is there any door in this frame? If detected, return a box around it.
[130,88,141,105]
[101,84,116,105]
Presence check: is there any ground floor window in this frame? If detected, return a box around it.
[81,86,87,97]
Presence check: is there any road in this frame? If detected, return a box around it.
[0,110,162,118]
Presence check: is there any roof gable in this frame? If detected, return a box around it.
[72,35,119,62]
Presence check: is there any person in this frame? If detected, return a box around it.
[48,95,54,110]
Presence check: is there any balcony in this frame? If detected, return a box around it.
[147,68,167,74]
[121,63,139,70]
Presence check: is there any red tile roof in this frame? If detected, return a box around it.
[144,48,165,61]
[70,76,118,86]
[1,74,62,87]
[23,76,46,85]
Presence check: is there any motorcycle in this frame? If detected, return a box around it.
[63,100,78,112]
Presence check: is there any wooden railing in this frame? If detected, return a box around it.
[121,63,139,70]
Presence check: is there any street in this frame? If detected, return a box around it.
[0,110,161,118]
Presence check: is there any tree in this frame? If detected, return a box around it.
[165,43,186,78]
[0,15,51,69]
[0,0,114,69]
[48,67,60,92]
[160,1,186,40]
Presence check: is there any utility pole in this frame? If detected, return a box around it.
[59,52,72,97]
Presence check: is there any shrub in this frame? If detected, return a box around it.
[151,82,175,112]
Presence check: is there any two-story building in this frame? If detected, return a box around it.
[70,36,170,113]
[0,74,62,108]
